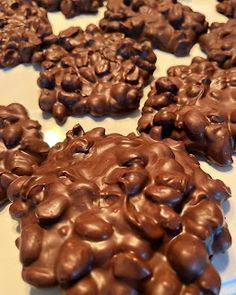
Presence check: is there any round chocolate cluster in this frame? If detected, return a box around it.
[0,103,49,206]
[99,0,208,56]
[0,0,52,68]
[199,20,236,69]
[138,57,236,166]
[33,25,156,124]
[9,124,231,294]
[35,0,104,18]
[217,0,236,18]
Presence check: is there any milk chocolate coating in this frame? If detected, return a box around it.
[99,0,208,57]
[33,25,156,124]
[34,0,104,18]
[0,0,52,68]
[217,0,236,18]
[199,20,236,69]
[138,57,236,166]
[0,103,49,206]
[9,124,231,294]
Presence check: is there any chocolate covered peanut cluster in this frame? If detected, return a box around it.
[34,0,104,18]
[0,103,49,206]
[33,25,156,124]
[0,0,52,68]
[8,124,231,294]
[99,0,208,56]
[138,57,236,166]
[199,20,236,69]
[217,0,236,18]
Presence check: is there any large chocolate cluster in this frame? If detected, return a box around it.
[0,0,52,68]
[199,20,236,69]
[0,103,49,206]
[33,25,156,124]
[34,0,104,18]
[9,124,231,294]
[99,0,208,56]
[217,0,236,18]
[138,57,236,166]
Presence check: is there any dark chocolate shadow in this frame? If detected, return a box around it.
[30,287,60,295]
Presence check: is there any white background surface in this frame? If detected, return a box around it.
[0,1,235,294]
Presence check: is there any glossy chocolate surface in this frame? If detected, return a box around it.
[138,57,236,166]
[34,0,104,18]
[9,124,231,294]
[0,103,49,206]
[0,0,52,68]
[33,25,156,124]
[199,20,236,69]
[99,0,207,56]
[217,0,236,18]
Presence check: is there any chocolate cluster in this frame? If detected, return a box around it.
[0,103,49,206]
[138,57,236,166]
[99,0,208,56]
[34,0,104,18]
[9,124,231,294]
[217,0,236,18]
[199,20,236,69]
[0,0,52,68]
[33,25,156,124]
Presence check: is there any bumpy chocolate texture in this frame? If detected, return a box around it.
[99,0,208,57]
[0,103,49,206]
[8,124,231,294]
[217,0,236,18]
[138,57,236,166]
[33,25,156,124]
[0,0,52,68]
[199,20,236,69]
[34,0,104,18]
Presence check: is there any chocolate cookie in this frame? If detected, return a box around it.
[217,0,236,18]
[99,0,208,56]
[9,124,231,294]
[138,57,236,166]
[0,0,52,68]
[35,0,104,18]
[199,20,236,69]
[33,25,156,124]
[0,103,49,207]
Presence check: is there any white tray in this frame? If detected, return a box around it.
[0,1,235,294]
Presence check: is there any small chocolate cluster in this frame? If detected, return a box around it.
[0,0,52,68]
[217,0,236,18]
[199,20,236,69]
[33,25,156,124]
[99,0,208,56]
[138,57,236,166]
[8,124,231,294]
[0,103,49,206]
[34,0,104,18]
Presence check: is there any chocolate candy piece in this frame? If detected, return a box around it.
[9,124,231,294]
[34,25,156,124]
[99,0,208,56]
[0,0,52,68]
[35,0,104,18]
[217,0,236,18]
[199,20,236,69]
[138,57,236,166]
[0,103,49,206]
